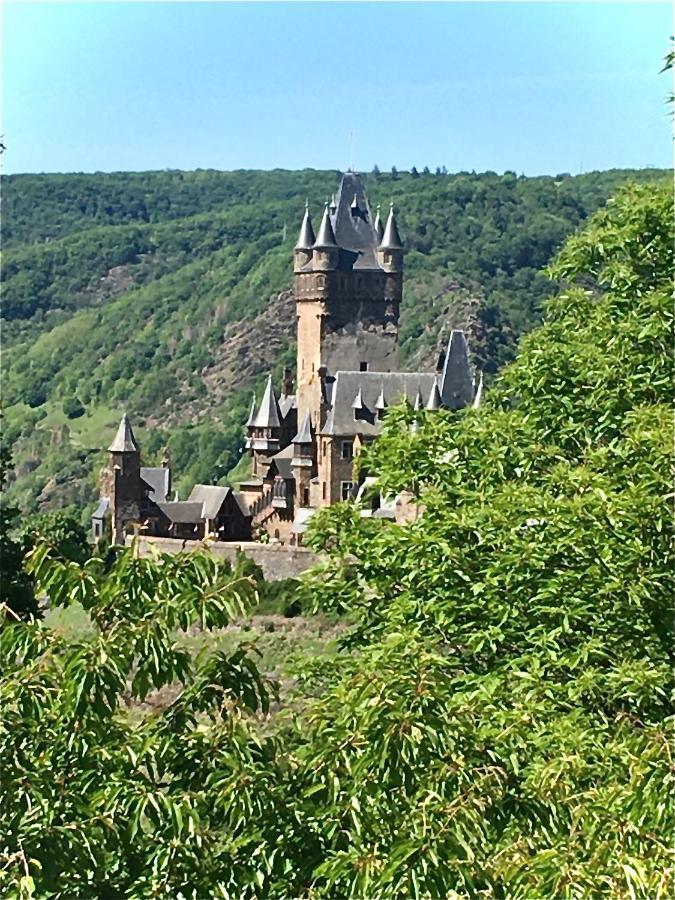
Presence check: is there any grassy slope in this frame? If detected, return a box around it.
[2,167,667,517]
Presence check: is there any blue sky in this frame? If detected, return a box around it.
[2,1,672,175]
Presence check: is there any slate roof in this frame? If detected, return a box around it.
[187,484,231,521]
[140,466,171,502]
[293,410,313,444]
[439,330,475,410]
[278,393,297,420]
[109,414,139,452]
[92,497,109,519]
[380,205,403,250]
[323,371,439,437]
[314,205,337,248]
[295,204,315,250]
[155,501,204,525]
[252,376,282,428]
[331,172,380,261]
[267,444,295,479]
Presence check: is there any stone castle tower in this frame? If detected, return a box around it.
[293,171,404,428]
[99,414,141,544]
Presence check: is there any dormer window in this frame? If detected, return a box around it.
[360,361,368,372]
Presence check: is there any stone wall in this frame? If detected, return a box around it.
[126,536,320,581]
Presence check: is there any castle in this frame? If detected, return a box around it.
[94,171,479,546]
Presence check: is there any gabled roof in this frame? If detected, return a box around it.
[92,497,110,519]
[187,484,232,521]
[140,467,171,502]
[292,410,313,444]
[324,371,438,437]
[294,202,315,250]
[278,393,297,420]
[108,414,139,452]
[266,444,294,480]
[252,375,282,428]
[439,330,475,410]
[155,501,204,525]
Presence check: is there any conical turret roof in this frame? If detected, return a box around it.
[374,205,384,242]
[440,330,475,410]
[108,414,139,453]
[426,381,442,410]
[245,393,258,427]
[252,375,281,428]
[314,204,337,248]
[292,410,313,444]
[294,202,315,250]
[380,203,403,250]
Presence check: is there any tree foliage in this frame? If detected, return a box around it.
[1,180,672,897]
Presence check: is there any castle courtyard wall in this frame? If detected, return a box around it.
[126,535,319,581]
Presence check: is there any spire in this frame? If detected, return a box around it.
[375,383,387,410]
[108,414,139,453]
[292,410,313,444]
[294,201,315,250]
[472,371,484,409]
[314,204,337,248]
[252,375,281,428]
[245,393,258,427]
[426,381,442,410]
[439,330,475,410]
[374,204,384,242]
[379,202,403,249]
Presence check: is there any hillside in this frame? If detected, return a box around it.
[1,166,667,517]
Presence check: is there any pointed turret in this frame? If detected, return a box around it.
[374,205,384,242]
[108,414,139,453]
[293,410,313,445]
[439,330,475,410]
[314,204,337,248]
[426,381,442,411]
[294,201,315,250]
[253,376,281,429]
[380,203,403,250]
[245,393,258,427]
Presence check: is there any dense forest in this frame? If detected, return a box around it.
[1,180,672,897]
[1,165,667,516]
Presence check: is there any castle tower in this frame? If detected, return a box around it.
[290,410,314,508]
[293,172,404,427]
[101,413,142,544]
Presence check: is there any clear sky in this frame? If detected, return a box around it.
[2,1,672,175]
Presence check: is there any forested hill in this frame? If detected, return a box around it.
[1,166,667,517]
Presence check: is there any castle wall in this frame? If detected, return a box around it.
[127,536,319,581]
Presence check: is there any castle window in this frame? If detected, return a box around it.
[340,440,354,460]
[341,481,354,501]
[360,361,368,372]
[303,488,310,506]
[322,482,326,500]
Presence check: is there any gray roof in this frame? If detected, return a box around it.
[267,444,294,479]
[108,414,139,453]
[373,205,384,242]
[141,466,170,502]
[278,393,296,420]
[155,501,204,525]
[330,171,381,270]
[314,205,337,248]
[426,381,442,411]
[245,394,257,427]
[294,204,315,250]
[380,205,403,250]
[252,375,281,428]
[324,371,438,437]
[293,410,313,444]
[187,484,233,521]
[440,330,475,410]
[92,497,109,519]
